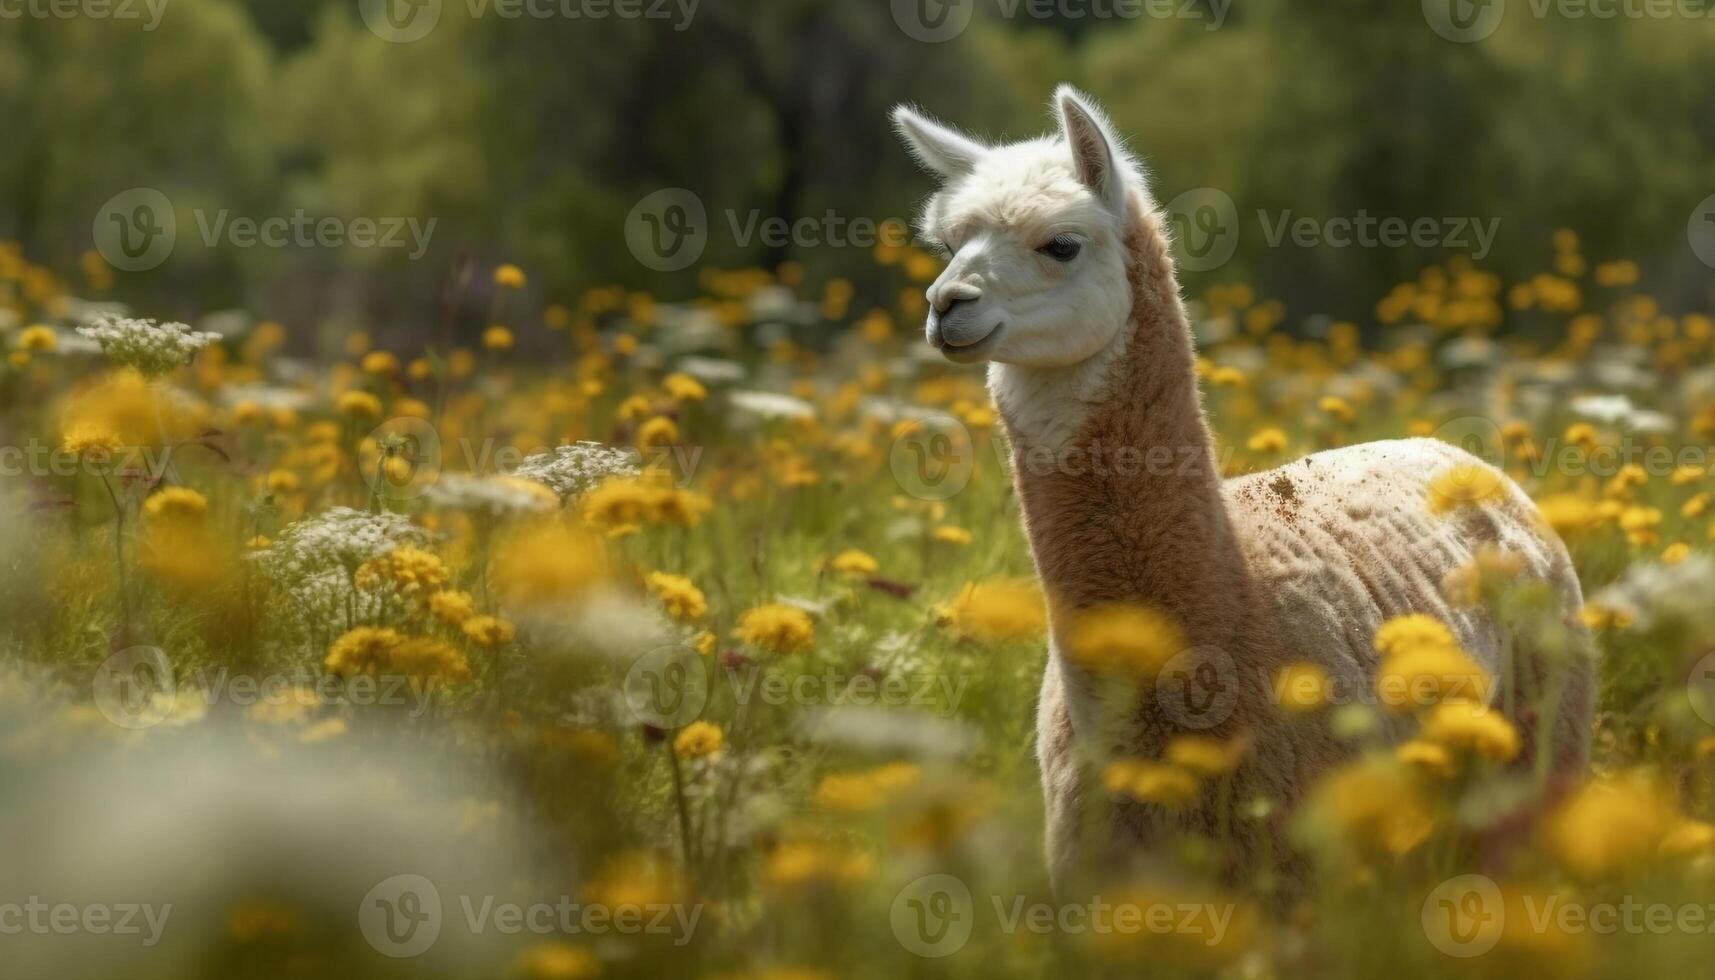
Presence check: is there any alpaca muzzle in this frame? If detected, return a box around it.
[928,298,997,350]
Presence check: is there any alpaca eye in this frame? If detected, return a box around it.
[1038,235,1081,262]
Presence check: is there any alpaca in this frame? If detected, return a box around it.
[891,87,1594,888]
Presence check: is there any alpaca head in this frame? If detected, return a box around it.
[891,86,1144,369]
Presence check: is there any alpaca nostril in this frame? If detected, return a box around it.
[938,297,971,321]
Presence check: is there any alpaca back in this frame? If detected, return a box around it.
[1223,437,1591,756]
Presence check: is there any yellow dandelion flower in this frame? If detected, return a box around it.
[1428,463,1505,514]
[1273,662,1331,712]
[1102,759,1200,806]
[672,720,722,759]
[19,324,56,352]
[1419,701,1518,761]
[1373,613,1455,658]
[733,603,814,654]
[645,571,707,622]
[1247,427,1288,453]
[931,525,973,546]
[492,264,527,289]
[482,325,514,351]
[1375,643,1492,713]
[663,372,707,402]
[461,615,516,648]
[1064,604,1186,678]
[513,943,599,980]
[828,549,879,577]
[143,486,209,522]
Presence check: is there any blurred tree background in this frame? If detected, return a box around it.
[3,0,1714,338]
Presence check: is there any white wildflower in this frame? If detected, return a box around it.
[728,390,816,423]
[1571,394,1634,425]
[76,314,220,376]
[511,442,639,499]
[256,507,425,584]
[425,473,559,517]
[1592,554,1715,632]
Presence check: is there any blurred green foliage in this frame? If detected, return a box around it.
[4,0,1715,330]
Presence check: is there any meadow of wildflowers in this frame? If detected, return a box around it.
[2,231,1715,980]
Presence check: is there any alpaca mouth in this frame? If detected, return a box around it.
[936,321,1004,362]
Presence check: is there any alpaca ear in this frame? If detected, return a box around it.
[1054,85,1129,220]
[891,105,986,180]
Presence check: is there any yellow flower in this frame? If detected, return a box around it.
[931,525,972,546]
[1661,820,1715,858]
[1102,759,1200,806]
[1395,738,1455,778]
[645,571,707,622]
[324,627,403,677]
[1064,604,1186,677]
[1564,422,1598,449]
[1427,463,1505,514]
[1302,756,1436,857]
[461,615,516,648]
[482,325,514,351]
[1548,771,1680,877]
[18,324,56,352]
[513,943,599,980]
[355,545,450,596]
[1273,662,1331,712]
[1373,613,1455,658]
[1419,701,1518,761]
[936,580,1046,642]
[428,589,476,626]
[337,390,382,419]
[492,525,607,606]
[1165,735,1247,776]
[143,486,209,522]
[1664,542,1691,565]
[1375,643,1492,713]
[814,762,921,811]
[1319,395,1356,422]
[359,350,398,377]
[388,635,472,685]
[662,372,707,402]
[733,603,814,654]
[492,264,527,289]
[62,423,121,464]
[828,549,879,577]
[762,841,874,889]
[673,720,722,759]
[636,415,678,449]
[1247,427,1287,453]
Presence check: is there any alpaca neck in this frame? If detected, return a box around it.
[994,204,1254,652]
